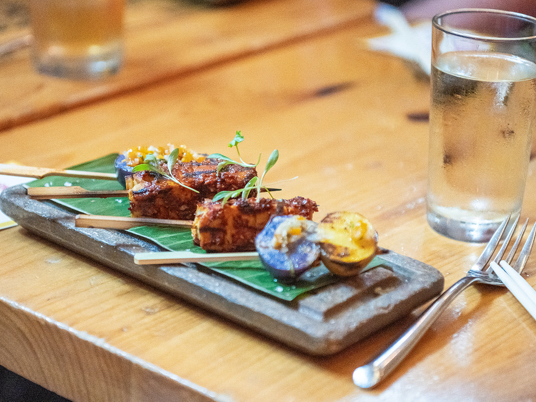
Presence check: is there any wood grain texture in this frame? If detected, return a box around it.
[1,3,536,401]
[0,0,376,131]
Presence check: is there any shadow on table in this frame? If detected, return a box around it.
[0,365,71,402]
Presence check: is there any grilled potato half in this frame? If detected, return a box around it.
[317,211,378,277]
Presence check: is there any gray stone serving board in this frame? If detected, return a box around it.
[0,184,444,356]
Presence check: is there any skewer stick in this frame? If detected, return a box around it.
[75,214,193,230]
[134,251,259,265]
[27,186,128,199]
[27,185,282,200]
[0,164,117,180]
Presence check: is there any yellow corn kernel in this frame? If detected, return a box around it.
[123,144,205,167]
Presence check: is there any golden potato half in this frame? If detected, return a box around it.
[317,211,378,277]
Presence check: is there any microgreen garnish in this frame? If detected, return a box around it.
[256,149,279,199]
[132,148,199,193]
[210,132,279,205]
[207,131,261,174]
[213,177,258,205]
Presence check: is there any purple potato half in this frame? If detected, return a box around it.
[114,154,132,188]
[255,215,320,283]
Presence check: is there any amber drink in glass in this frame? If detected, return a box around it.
[29,0,125,80]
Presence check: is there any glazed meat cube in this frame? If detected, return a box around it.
[126,159,257,220]
[192,197,319,252]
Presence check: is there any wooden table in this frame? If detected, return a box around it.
[1,0,535,401]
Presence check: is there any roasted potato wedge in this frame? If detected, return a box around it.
[317,211,378,277]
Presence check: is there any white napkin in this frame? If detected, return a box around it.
[367,4,432,76]
[0,174,33,230]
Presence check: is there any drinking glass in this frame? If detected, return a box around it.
[28,0,125,80]
[427,8,536,242]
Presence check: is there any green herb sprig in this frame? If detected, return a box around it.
[132,148,199,193]
[207,131,261,174]
[210,132,279,205]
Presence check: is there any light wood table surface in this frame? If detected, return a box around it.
[1,0,536,401]
[0,0,375,131]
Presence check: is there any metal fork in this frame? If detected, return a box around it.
[353,215,536,389]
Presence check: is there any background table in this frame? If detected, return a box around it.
[1,0,535,401]
[0,0,375,130]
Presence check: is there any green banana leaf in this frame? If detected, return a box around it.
[26,154,388,301]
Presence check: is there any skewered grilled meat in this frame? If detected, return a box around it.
[192,197,319,252]
[126,159,257,220]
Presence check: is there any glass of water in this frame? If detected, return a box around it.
[427,8,536,242]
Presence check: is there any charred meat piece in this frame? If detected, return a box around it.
[192,197,319,252]
[126,159,257,220]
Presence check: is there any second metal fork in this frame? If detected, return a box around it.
[353,216,536,389]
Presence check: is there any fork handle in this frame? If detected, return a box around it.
[353,276,478,388]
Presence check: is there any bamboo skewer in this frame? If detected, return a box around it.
[27,186,128,199]
[134,251,259,265]
[27,185,281,200]
[0,164,117,180]
[75,214,193,230]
